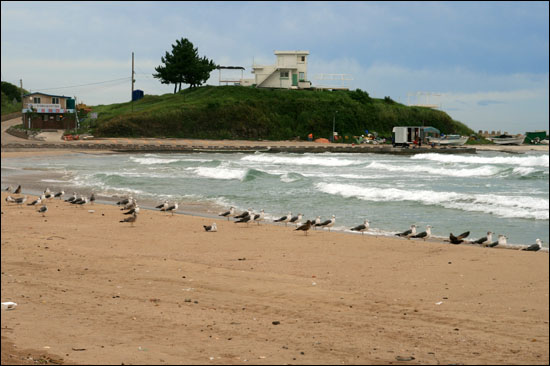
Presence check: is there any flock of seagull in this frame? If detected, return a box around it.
[3,185,544,252]
[217,207,543,251]
[4,185,96,218]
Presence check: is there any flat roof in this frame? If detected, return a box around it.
[274,50,310,55]
[23,92,71,99]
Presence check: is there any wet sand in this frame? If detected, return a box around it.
[1,191,548,365]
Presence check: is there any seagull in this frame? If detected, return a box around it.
[522,238,542,252]
[234,214,252,226]
[485,234,507,248]
[54,190,64,199]
[14,185,21,194]
[449,233,464,245]
[289,213,303,225]
[5,195,16,204]
[120,212,137,227]
[295,220,313,235]
[313,216,321,230]
[14,195,27,205]
[456,231,470,240]
[317,215,336,232]
[65,192,77,203]
[396,224,416,237]
[274,212,292,226]
[203,223,218,232]
[163,202,178,216]
[219,206,235,221]
[234,209,251,220]
[44,188,52,200]
[473,231,493,245]
[27,196,42,206]
[71,195,84,205]
[76,197,88,207]
[121,199,137,210]
[117,196,132,206]
[123,205,140,215]
[411,225,432,240]
[89,193,96,205]
[37,204,48,217]
[156,200,168,211]
[351,219,370,235]
[253,209,265,225]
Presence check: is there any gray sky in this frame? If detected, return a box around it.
[1,1,548,134]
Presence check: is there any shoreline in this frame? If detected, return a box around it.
[2,174,547,251]
[1,191,548,364]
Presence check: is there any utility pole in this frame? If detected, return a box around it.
[131,52,135,112]
[20,79,24,109]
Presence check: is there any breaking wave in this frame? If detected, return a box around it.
[316,183,549,220]
[411,153,549,167]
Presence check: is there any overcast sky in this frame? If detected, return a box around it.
[2,1,548,134]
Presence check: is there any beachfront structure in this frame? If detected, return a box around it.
[392,126,440,147]
[22,92,76,130]
[240,50,311,89]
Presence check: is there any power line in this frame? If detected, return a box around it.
[34,77,131,91]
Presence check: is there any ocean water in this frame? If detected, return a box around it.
[2,150,548,248]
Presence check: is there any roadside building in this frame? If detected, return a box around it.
[22,92,76,129]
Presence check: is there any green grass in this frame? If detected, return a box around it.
[92,86,475,140]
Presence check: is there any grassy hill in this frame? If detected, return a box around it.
[92,86,474,141]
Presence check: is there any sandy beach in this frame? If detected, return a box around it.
[1,190,548,365]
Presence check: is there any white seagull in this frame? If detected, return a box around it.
[317,215,336,232]
[37,204,48,217]
[274,212,292,226]
[203,223,218,232]
[411,225,432,240]
[219,206,235,220]
[522,238,542,252]
[253,209,265,225]
[163,202,178,216]
[351,219,370,235]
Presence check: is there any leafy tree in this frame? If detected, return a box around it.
[153,38,217,93]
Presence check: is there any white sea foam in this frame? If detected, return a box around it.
[366,161,500,177]
[511,167,537,176]
[40,179,71,183]
[411,153,549,167]
[316,183,549,220]
[189,166,248,180]
[129,157,181,165]
[241,154,362,167]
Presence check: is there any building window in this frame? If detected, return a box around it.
[52,97,59,104]
[299,72,305,81]
[43,115,48,121]
[33,97,41,104]
[301,56,306,62]
[280,71,289,79]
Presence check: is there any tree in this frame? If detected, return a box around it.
[153,38,217,93]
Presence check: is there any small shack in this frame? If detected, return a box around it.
[22,92,76,130]
[391,126,440,147]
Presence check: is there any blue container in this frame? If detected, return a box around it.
[132,89,144,101]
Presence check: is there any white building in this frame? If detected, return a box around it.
[240,50,311,89]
